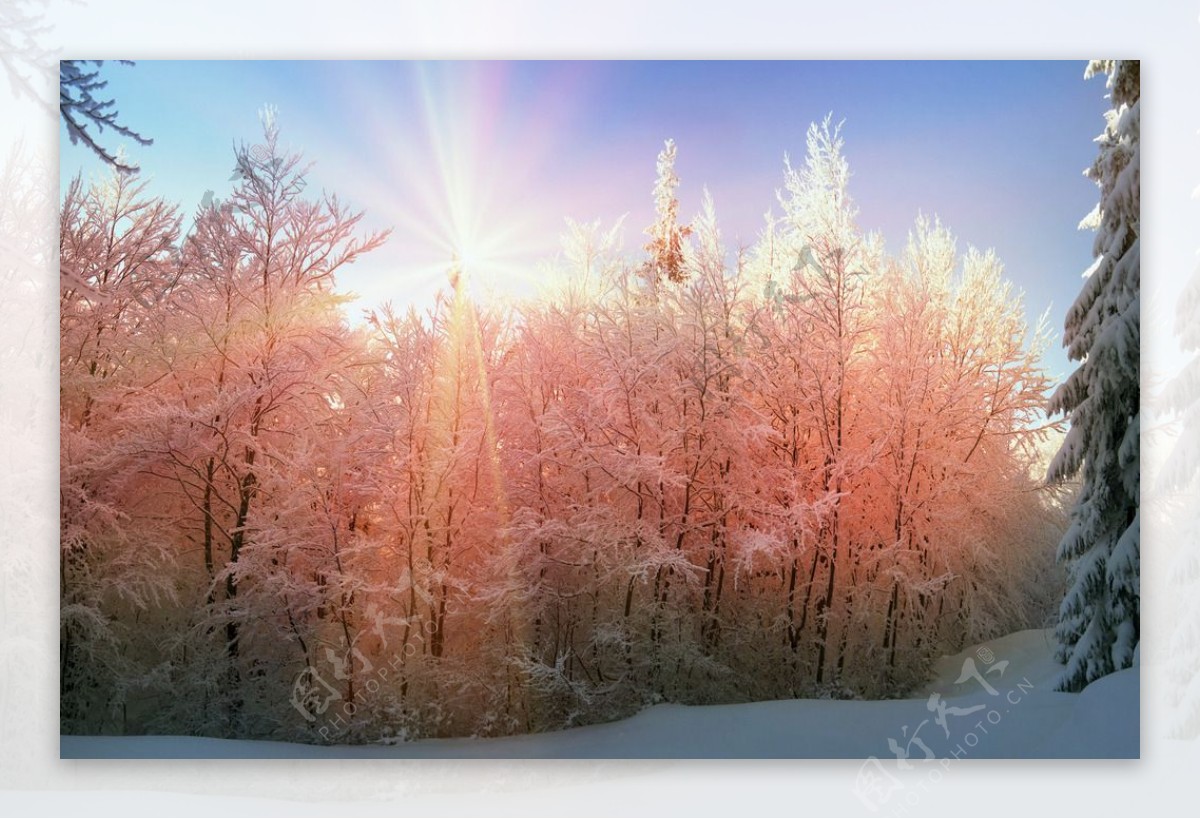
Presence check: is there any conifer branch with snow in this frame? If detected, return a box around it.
[1046,60,1140,693]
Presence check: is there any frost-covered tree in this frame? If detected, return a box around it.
[59,166,185,731]
[59,112,388,735]
[1047,60,1140,692]
[775,116,878,686]
[59,112,1071,740]
[642,139,691,286]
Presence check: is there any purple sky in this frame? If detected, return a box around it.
[60,61,1111,381]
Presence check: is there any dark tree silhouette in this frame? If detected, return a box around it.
[60,60,152,173]
[0,0,55,104]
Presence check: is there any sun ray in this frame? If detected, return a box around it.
[326,62,597,309]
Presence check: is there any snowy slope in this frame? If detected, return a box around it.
[61,629,1137,759]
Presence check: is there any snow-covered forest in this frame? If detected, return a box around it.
[58,62,1137,749]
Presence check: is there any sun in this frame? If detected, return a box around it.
[448,224,509,280]
[445,226,493,283]
[357,64,575,304]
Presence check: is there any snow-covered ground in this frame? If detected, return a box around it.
[60,629,1137,759]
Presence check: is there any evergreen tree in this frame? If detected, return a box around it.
[1047,60,1140,692]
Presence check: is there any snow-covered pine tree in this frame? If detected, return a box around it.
[1047,60,1140,693]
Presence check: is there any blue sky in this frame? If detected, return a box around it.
[60,60,1110,382]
